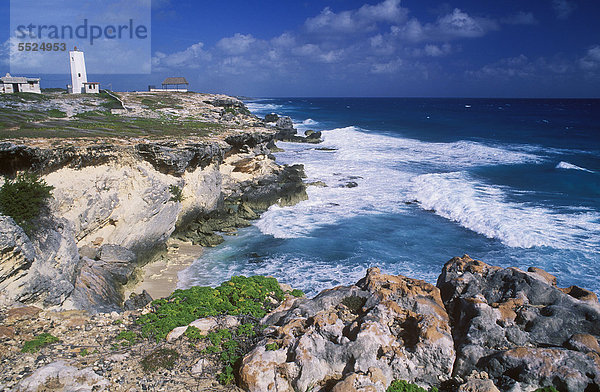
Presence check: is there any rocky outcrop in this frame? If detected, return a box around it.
[240,268,455,392]
[14,361,109,392]
[136,142,223,176]
[437,255,600,391]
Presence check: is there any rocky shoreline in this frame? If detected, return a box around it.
[0,256,598,391]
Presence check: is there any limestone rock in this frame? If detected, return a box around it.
[240,267,454,392]
[437,255,600,391]
[458,379,500,392]
[123,290,153,311]
[136,142,223,176]
[14,360,109,392]
[0,216,35,292]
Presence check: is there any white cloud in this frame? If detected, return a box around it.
[468,54,575,80]
[371,58,403,74]
[501,11,538,25]
[436,8,498,39]
[552,0,576,19]
[152,42,211,70]
[424,44,452,57]
[391,9,497,42]
[305,0,408,34]
[579,45,600,71]
[217,33,256,55]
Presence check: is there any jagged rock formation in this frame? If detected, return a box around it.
[438,255,600,392]
[240,257,600,392]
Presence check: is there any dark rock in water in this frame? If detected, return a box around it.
[275,116,294,131]
[240,267,455,392]
[304,130,315,136]
[264,113,279,123]
[307,181,327,188]
[241,164,308,210]
[274,116,297,140]
[437,255,600,391]
[344,181,358,188]
[123,290,153,311]
[305,130,322,141]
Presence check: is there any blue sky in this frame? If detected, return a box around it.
[1,0,600,97]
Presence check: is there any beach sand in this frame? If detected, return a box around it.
[124,238,203,300]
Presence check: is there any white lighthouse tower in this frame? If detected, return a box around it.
[68,47,99,94]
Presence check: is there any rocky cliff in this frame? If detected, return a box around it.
[0,131,306,314]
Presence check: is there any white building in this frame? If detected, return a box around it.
[67,47,99,94]
[148,77,189,92]
[0,73,41,94]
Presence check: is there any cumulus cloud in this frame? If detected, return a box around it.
[552,0,576,20]
[152,42,211,70]
[468,54,573,80]
[305,0,408,34]
[391,8,498,42]
[579,45,600,71]
[501,11,538,25]
[217,33,257,55]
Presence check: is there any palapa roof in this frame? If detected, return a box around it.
[162,77,189,85]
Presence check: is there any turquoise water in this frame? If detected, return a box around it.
[179,98,600,296]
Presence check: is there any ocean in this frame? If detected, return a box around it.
[179,98,600,296]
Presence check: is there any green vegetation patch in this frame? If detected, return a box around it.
[169,184,184,202]
[265,342,279,351]
[45,109,67,118]
[141,348,179,372]
[136,275,284,341]
[115,330,139,346]
[21,333,59,353]
[387,380,438,392]
[533,388,559,392]
[0,173,54,233]
[290,289,304,297]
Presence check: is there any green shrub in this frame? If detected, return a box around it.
[169,184,184,202]
[265,342,279,351]
[290,289,304,297]
[533,388,559,392]
[136,275,284,341]
[141,348,179,372]
[387,380,437,392]
[0,173,54,233]
[21,333,59,353]
[184,325,205,340]
[116,330,138,346]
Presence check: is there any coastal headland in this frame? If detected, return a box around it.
[0,92,598,391]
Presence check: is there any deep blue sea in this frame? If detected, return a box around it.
[179,98,600,296]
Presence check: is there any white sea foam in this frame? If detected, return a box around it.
[245,102,283,113]
[256,126,544,240]
[409,172,600,251]
[556,161,595,173]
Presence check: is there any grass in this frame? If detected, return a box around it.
[21,333,59,353]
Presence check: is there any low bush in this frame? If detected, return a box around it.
[387,380,438,392]
[0,173,54,233]
[136,275,284,341]
[141,348,179,372]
